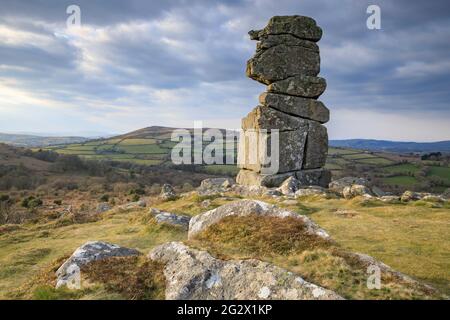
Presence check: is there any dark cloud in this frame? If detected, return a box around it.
[0,0,449,139]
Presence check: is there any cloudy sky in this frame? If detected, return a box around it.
[0,0,449,141]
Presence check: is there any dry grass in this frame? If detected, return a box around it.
[1,190,448,300]
[0,208,185,299]
[189,214,445,300]
[81,256,165,300]
[190,215,332,259]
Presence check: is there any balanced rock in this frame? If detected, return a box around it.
[237,15,331,188]
[149,242,342,300]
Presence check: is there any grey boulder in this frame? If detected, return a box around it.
[149,242,342,300]
[56,241,141,289]
[278,176,301,195]
[154,211,191,230]
[188,200,330,240]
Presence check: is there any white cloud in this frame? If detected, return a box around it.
[395,61,450,78]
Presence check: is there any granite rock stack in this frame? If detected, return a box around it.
[237,16,331,188]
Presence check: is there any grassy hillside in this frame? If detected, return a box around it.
[330,139,450,153]
[38,127,450,193]
[0,133,89,148]
[0,193,448,299]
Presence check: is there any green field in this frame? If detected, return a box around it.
[383,176,418,186]
[41,138,450,191]
[384,163,421,175]
[428,166,450,182]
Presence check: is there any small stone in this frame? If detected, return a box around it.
[328,177,369,194]
[401,190,422,202]
[278,176,301,195]
[342,184,373,199]
[160,184,177,201]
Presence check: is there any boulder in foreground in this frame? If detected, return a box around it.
[56,241,141,289]
[149,242,342,300]
[188,199,330,240]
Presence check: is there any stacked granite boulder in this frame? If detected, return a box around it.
[237,16,331,188]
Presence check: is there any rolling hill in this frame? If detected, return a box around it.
[0,133,90,148]
[330,139,450,153]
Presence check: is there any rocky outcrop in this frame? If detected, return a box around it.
[188,200,330,240]
[149,242,342,300]
[160,184,177,201]
[56,241,140,289]
[237,15,330,188]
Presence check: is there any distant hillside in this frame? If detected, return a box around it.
[0,133,90,147]
[330,139,450,153]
